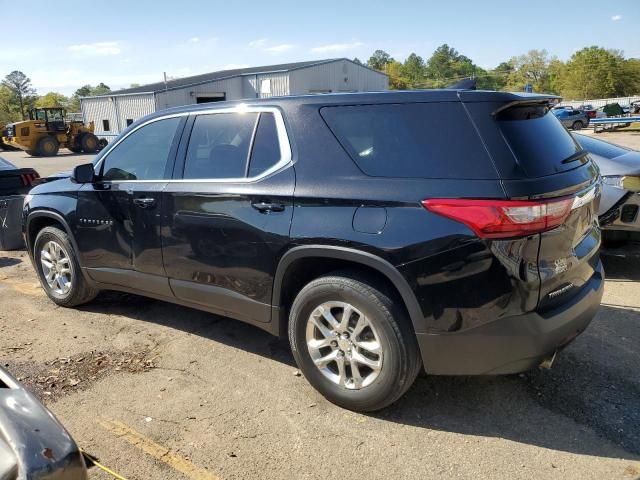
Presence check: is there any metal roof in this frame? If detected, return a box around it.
[106,58,383,96]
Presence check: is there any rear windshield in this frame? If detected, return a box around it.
[320,103,497,179]
[573,133,630,159]
[497,104,586,177]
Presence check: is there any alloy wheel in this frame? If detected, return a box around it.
[40,241,72,295]
[305,301,383,390]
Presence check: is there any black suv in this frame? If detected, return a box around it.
[23,91,604,411]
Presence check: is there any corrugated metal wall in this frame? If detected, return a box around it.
[154,77,244,109]
[289,60,388,94]
[243,72,290,98]
[80,93,155,139]
[81,61,388,137]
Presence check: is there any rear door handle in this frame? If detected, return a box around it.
[251,201,285,213]
[133,197,156,209]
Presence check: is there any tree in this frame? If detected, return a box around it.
[352,58,362,66]
[425,44,476,88]
[402,53,425,86]
[35,92,70,109]
[92,82,111,95]
[368,50,394,71]
[504,49,556,93]
[2,71,37,120]
[386,61,408,89]
[558,47,634,99]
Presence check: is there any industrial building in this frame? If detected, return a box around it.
[80,58,388,139]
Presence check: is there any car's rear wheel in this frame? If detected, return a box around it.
[33,226,98,307]
[289,272,421,412]
[572,120,584,130]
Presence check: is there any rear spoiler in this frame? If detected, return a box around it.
[455,90,561,115]
[491,97,562,117]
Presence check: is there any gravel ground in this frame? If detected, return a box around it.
[1,133,639,479]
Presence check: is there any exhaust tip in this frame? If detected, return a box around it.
[539,351,557,370]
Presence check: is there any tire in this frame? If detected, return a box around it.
[572,120,584,130]
[33,226,98,307]
[80,133,99,153]
[98,138,108,149]
[288,271,421,412]
[36,136,59,156]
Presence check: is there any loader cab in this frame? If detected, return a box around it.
[29,108,66,133]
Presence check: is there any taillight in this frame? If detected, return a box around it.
[20,172,39,186]
[422,197,574,239]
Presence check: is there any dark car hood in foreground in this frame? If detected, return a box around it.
[593,151,640,177]
[0,367,87,479]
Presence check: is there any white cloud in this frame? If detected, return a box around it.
[611,14,622,21]
[68,41,121,56]
[189,37,200,43]
[265,44,295,54]
[310,41,364,54]
[248,38,268,48]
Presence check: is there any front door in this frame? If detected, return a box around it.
[75,115,186,294]
[162,108,294,324]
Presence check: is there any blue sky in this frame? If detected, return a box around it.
[1,0,638,95]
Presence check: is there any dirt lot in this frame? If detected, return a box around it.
[1,133,640,479]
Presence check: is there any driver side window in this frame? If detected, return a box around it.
[101,117,181,181]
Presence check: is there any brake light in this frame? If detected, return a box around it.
[20,172,39,186]
[422,197,574,239]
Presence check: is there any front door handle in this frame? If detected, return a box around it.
[133,197,156,209]
[251,201,285,213]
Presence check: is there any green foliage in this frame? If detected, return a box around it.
[503,49,557,93]
[557,47,639,99]
[386,61,409,89]
[368,50,394,71]
[35,92,71,109]
[67,83,113,112]
[2,71,37,120]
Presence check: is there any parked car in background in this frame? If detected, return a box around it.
[23,90,603,411]
[0,366,87,479]
[552,108,590,130]
[631,100,640,114]
[574,133,640,247]
[577,104,597,119]
[0,156,40,196]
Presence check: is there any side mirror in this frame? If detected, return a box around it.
[71,163,95,184]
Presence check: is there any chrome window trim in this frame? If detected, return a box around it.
[94,105,293,184]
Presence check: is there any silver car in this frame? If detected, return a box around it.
[574,133,640,250]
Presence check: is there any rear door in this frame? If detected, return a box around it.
[471,100,601,309]
[162,107,294,324]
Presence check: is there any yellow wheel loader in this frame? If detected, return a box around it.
[1,108,99,156]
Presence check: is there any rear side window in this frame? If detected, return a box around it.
[184,113,258,179]
[248,113,281,177]
[497,105,585,177]
[321,103,496,179]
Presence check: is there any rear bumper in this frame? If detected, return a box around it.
[417,261,604,375]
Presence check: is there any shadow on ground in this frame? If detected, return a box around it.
[76,256,640,460]
[0,256,22,268]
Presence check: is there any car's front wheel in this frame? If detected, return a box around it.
[289,272,421,412]
[33,226,98,307]
[572,120,584,130]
